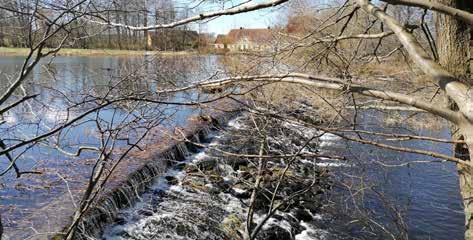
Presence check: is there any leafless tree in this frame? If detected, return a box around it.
[0,0,472,239]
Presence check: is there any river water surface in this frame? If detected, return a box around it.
[0,55,466,239]
[319,110,465,239]
[101,109,465,240]
[0,54,220,238]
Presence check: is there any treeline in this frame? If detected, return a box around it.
[0,0,210,51]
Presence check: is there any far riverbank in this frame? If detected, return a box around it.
[0,47,197,57]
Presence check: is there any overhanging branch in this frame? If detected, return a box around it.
[381,0,473,26]
[195,73,460,122]
[354,0,473,122]
[87,0,289,31]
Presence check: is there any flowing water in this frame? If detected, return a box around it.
[319,110,464,239]
[0,54,465,239]
[101,110,464,240]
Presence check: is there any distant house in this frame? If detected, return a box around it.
[214,28,273,51]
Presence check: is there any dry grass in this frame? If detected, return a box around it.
[354,59,415,78]
[240,81,347,122]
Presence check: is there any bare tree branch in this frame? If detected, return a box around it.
[354,0,473,123]
[381,0,473,25]
[87,0,289,31]
[194,73,460,122]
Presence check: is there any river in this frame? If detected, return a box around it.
[321,110,465,239]
[0,54,465,239]
[0,54,220,239]
[101,109,465,240]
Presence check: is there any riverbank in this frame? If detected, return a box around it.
[0,47,196,57]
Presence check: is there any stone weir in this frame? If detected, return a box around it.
[68,110,239,239]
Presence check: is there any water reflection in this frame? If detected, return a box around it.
[0,54,220,237]
[321,110,464,240]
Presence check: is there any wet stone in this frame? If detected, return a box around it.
[223,177,234,185]
[137,208,154,216]
[113,216,127,225]
[293,208,313,222]
[152,189,166,197]
[175,162,187,171]
[185,164,198,172]
[259,225,293,240]
[117,230,132,238]
[185,142,201,153]
[237,170,251,180]
[165,176,179,185]
[230,188,251,199]
[175,223,189,236]
[301,201,319,213]
[205,183,221,194]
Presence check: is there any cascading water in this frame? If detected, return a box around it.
[100,115,344,240]
[102,122,241,240]
[77,105,462,240]
[71,114,235,240]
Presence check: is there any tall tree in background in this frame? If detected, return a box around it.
[143,0,150,50]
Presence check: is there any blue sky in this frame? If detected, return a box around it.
[205,11,281,34]
[200,0,344,34]
[200,3,288,35]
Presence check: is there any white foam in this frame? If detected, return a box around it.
[192,151,209,162]
[319,133,340,142]
[253,212,293,236]
[315,162,349,167]
[150,177,169,191]
[227,118,244,129]
[295,221,329,240]
[295,229,314,240]
[301,158,348,168]
[319,141,335,148]
[232,188,246,194]
[219,192,244,213]
[169,184,184,192]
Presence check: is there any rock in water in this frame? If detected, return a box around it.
[259,225,293,240]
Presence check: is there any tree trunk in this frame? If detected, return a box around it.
[436,0,472,78]
[143,0,149,51]
[435,0,473,238]
[457,133,473,239]
[459,151,473,239]
[114,3,122,50]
